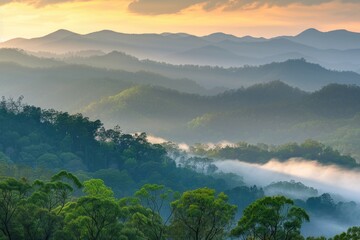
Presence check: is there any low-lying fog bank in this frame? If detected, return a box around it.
[215,158,360,202]
[214,158,360,237]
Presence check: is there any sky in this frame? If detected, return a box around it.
[1,0,360,41]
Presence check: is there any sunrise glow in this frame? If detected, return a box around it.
[1,0,360,41]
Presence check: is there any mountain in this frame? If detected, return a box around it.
[285,28,360,50]
[0,60,206,111]
[202,32,246,43]
[0,29,208,59]
[0,48,64,68]
[2,29,360,72]
[217,38,315,58]
[64,52,360,91]
[82,82,303,137]
[81,82,360,149]
[2,48,360,93]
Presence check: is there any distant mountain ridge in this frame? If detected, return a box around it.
[285,28,360,50]
[1,48,360,92]
[2,48,360,92]
[2,28,360,71]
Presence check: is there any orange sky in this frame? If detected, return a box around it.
[1,0,360,41]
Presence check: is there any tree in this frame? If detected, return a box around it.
[17,171,82,240]
[134,184,176,240]
[61,179,122,240]
[0,177,31,240]
[118,196,162,240]
[306,237,327,240]
[332,226,360,240]
[170,188,237,240]
[231,196,309,240]
[83,179,114,199]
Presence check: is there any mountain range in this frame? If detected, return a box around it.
[1,28,360,72]
[2,29,360,160]
[1,48,360,92]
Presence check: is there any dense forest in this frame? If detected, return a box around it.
[2,171,359,240]
[0,169,355,240]
[0,98,359,239]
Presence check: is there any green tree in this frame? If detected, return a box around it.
[332,226,360,240]
[61,179,122,240]
[17,171,82,240]
[231,196,309,240]
[306,237,327,240]
[0,177,31,240]
[83,179,114,199]
[119,197,161,240]
[170,188,237,240]
[134,184,176,240]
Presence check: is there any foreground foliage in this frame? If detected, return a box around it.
[0,173,357,240]
[231,196,309,240]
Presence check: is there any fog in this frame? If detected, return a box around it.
[214,158,360,202]
[146,135,360,237]
[214,158,360,237]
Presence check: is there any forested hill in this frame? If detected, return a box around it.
[0,98,231,194]
[82,82,360,149]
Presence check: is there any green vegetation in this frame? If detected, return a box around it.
[190,139,359,169]
[332,227,360,240]
[264,180,318,200]
[2,49,360,160]
[81,82,360,162]
[0,97,231,195]
[0,98,359,239]
[170,188,237,240]
[0,173,358,240]
[231,196,309,240]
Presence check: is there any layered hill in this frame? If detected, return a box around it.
[64,52,360,90]
[81,82,360,159]
[2,28,360,71]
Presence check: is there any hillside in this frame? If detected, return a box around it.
[81,82,360,159]
[64,51,360,91]
[0,60,206,111]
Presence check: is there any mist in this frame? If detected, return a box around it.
[214,158,360,202]
[213,158,360,237]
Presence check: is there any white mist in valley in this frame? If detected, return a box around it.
[215,158,360,237]
[215,158,360,202]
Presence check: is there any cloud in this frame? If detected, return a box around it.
[128,0,356,15]
[128,0,201,15]
[0,0,89,7]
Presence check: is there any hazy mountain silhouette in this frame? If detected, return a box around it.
[2,48,360,92]
[63,51,360,91]
[2,28,360,71]
[0,48,65,68]
[0,61,206,111]
[284,28,360,50]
